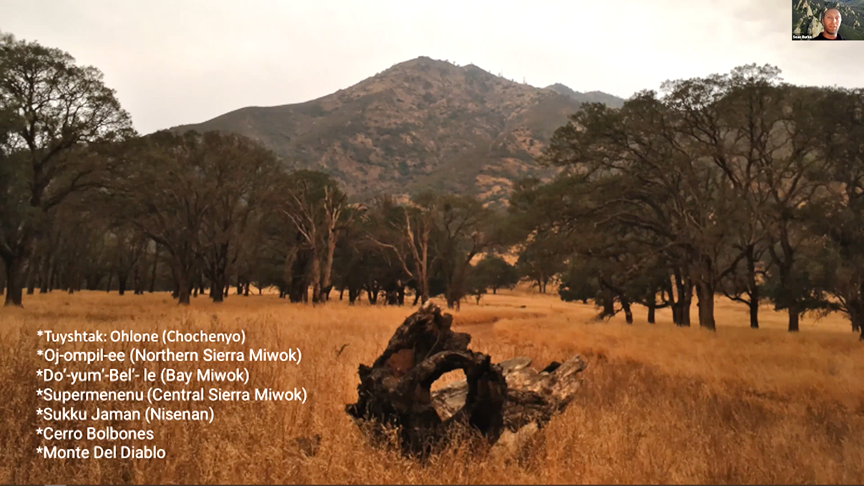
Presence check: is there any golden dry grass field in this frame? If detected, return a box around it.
[1,287,863,484]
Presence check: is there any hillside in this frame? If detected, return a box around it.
[171,57,624,205]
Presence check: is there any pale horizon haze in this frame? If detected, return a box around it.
[3,0,863,134]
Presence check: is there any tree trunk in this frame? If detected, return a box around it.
[210,257,225,303]
[419,284,429,305]
[176,264,191,305]
[40,257,53,294]
[788,304,800,332]
[85,274,101,291]
[210,276,224,302]
[289,281,305,303]
[133,263,143,295]
[772,237,799,333]
[749,299,759,329]
[170,263,179,298]
[856,302,864,340]
[672,303,681,325]
[672,269,692,327]
[25,261,36,295]
[413,218,430,305]
[3,257,25,307]
[849,307,861,334]
[386,289,399,306]
[209,243,233,302]
[118,274,128,296]
[746,245,759,329]
[681,279,693,327]
[149,245,160,293]
[445,279,457,309]
[310,252,322,303]
[446,291,461,311]
[320,230,337,303]
[848,294,863,335]
[621,297,633,324]
[696,281,716,331]
[647,300,656,324]
[601,296,615,318]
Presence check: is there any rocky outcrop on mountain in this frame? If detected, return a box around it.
[171,57,624,205]
[810,16,825,36]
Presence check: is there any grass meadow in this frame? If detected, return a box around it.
[1,286,863,484]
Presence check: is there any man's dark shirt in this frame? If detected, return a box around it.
[812,32,845,39]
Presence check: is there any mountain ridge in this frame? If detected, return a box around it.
[171,56,625,205]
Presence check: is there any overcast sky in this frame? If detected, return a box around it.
[4,0,863,134]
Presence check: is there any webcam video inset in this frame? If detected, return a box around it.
[793,0,864,39]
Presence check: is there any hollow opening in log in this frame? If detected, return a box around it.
[431,369,465,392]
[431,369,466,420]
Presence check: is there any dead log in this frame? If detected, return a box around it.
[345,302,587,457]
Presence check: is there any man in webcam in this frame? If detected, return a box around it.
[812,8,845,39]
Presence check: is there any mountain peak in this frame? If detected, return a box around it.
[378,56,464,75]
[172,58,625,205]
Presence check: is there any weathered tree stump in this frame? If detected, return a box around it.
[345,302,587,457]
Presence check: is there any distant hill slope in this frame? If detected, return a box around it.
[171,57,625,205]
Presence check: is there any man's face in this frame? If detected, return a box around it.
[823,9,842,34]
